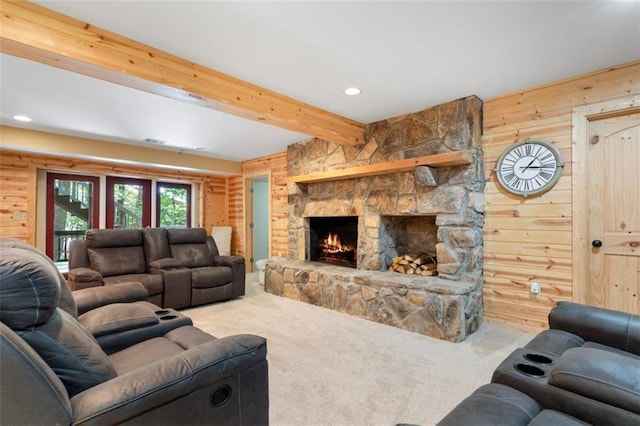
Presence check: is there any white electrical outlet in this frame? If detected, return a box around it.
[530,282,541,294]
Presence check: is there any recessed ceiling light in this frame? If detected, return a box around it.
[13,115,32,122]
[344,87,361,96]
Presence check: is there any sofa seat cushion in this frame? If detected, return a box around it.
[109,326,216,374]
[549,346,640,414]
[88,246,146,277]
[191,266,233,288]
[104,274,164,297]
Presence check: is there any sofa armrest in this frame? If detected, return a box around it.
[70,334,268,426]
[73,282,149,316]
[68,267,103,291]
[214,256,246,298]
[549,346,640,414]
[212,255,245,268]
[549,302,640,355]
[78,303,159,337]
[148,257,183,271]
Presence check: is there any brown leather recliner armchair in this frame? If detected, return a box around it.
[2,238,193,354]
[0,243,269,425]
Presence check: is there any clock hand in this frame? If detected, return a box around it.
[521,158,536,172]
[519,166,543,169]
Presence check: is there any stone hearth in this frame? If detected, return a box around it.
[265,96,484,342]
[265,260,481,342]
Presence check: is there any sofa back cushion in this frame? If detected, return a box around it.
[85,228,142,248]
[142,227,171,263]
[0,238,78,318]
[0,246,60,330]
[548,346,640,414]
[88,246,146,277]
[167,228,212,268]
[84,229,146,277]
[20,309,117,397]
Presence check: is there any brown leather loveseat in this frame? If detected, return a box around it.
[68,227,245,309]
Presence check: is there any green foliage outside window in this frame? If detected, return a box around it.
[159,186,188,227]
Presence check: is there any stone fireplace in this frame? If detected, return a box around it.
[265,96,484,342]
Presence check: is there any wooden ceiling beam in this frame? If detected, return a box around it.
[0,0,364,146]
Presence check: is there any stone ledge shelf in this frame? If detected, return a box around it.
[285,150,473,184]
[264,260,483,343]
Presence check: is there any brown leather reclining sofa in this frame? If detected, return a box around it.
[0,238,268,425]
[437,302,640,425]
[68,227,245,309]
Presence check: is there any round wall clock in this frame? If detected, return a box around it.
[495,139,564,197]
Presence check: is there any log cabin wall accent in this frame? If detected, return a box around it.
[482,61,640,332]
[1,60,638,333]
[0,144,230,249]
[228,152,290,267]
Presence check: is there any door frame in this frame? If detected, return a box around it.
[243,172,271,272]
[571,94,640,304]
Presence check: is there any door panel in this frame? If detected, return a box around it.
[106,177,151,228]
[252,178,270,266]
[587,112,640,313]
[46,173,99,261]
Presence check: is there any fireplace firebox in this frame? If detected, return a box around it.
[308,216,358,268]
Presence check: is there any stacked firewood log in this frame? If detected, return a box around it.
[388,254,437,276]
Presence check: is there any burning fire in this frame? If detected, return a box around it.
[321,232,353,254]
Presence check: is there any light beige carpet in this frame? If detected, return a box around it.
[185,273,535,426]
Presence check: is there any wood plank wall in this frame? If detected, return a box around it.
[482,61,640,332]
[0,148,229,247]
[228,151,289,263]
[3,61,638,332]
[0,153,36,243]
[227,175,244,257]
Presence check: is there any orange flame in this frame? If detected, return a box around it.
[322,232,353,254]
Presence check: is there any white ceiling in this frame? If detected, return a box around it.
[1,1,639,163]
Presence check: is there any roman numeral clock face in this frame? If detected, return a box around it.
[495,140,564,197]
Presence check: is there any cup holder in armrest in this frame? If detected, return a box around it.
[155,310,170,316]
[514,363,545,377]
[523,353,553,364]
[160,314,178,321]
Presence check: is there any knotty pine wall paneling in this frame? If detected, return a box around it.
[228,152,289,264]
[0,149,230,250]
[227,175,245,258]
[0,154,35,243]
[482,61,640,332]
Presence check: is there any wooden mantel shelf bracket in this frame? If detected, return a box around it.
[286,150,473,184]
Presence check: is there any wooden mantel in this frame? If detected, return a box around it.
[286,150,473,184]
[0,0,364,146]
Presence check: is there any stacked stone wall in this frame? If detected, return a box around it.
[287,96,484,281]
[272,96,485,341]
